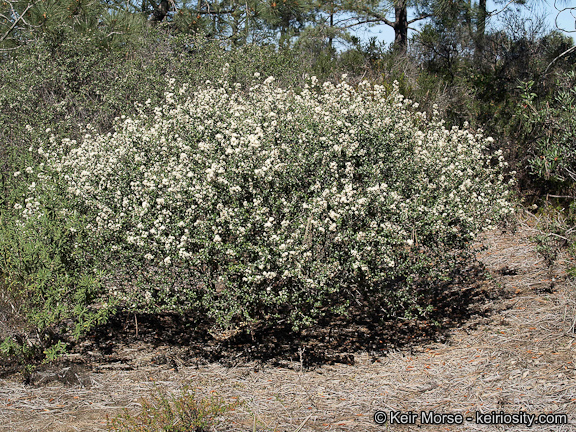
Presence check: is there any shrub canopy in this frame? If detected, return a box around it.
[12,75,514,330]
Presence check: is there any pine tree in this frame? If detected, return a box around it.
[0,0,147,50]
[338,0,433,53]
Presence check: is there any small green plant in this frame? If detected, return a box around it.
[0,336,32,359]
[0,336,40,378]
[534,233,560,268]
[106,385,239,432]
[42,340,68,364]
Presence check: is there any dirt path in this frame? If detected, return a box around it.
[1,219,575,431]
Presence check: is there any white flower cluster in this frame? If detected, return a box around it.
[15,76,515,325]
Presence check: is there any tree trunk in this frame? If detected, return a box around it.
[475,0,487,55]
[328,8,334,49]
[393,0,408,53]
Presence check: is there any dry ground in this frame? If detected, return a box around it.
[1,213,576,431]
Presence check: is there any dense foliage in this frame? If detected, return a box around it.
[7,75,514,333]
[0,33,352,357]
[0,0,573,365]
[521,72,576,195]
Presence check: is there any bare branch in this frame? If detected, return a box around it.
[193,9,237,16]
[407,13,432,25]
[543,45,576,75]
[553,0,576,33]
[0,2,35,44]
[487,0,518,18]
[546,194,576,199]
[337,18,387,30]
[350,5,394,28]
[553,0,576,16]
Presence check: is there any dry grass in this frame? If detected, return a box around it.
[1,214,575,431]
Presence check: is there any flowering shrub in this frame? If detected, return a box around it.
[14,75,514,330]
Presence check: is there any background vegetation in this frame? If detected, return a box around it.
[0,0,574,369]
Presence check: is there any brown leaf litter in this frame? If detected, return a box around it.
[1,214,575,431]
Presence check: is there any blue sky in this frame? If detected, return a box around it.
[348,0,575,47]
